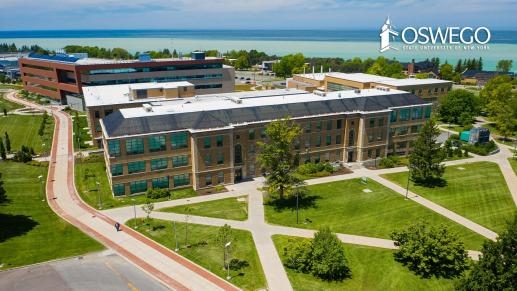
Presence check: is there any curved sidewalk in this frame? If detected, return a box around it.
[7,92,239,291]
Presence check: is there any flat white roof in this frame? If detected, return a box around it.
[296,72,451,87]
[83,81,194,107]
[295,73,326,81]
[118,88,408,119]
[373,78,452,87]
[326,72,395,83]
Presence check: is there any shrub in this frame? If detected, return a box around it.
[379,157,395,168]
[463,140,498,156]
[146,188,170,199]
[283,238,313,273]
[13,145,33,163]
[297,162,334,176]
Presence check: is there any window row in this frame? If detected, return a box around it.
[110,155,189,176]
[112,173,191,196]
[107,132,188,157]
[390,106,431,123]
[204,171,225,187]
[304,119,344,133]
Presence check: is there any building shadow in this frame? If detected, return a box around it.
[0,213,39,243]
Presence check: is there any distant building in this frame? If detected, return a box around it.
[98,87,432,196]
[261,60,279,72]
[288,72,452,102]
[461,70,515,86]
[402,60,439,78]
[19,51,235,106]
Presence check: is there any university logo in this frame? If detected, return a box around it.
[379,17,398,52]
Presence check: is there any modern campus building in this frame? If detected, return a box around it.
[18,52,235,108]
[287,72,452,102]
[98,87,432,196]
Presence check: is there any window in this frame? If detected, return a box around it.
[104,109,113,116]
[248,129,255,140]
[107,140,120,157]
[113,184,125,196]
[173,173,190,187]
[260,128,266,138]
[217,152,224,165]
[205,154,212,166]
[399,109,410,121]
[172,155,188,167]
[377,132,383,141]
[171,132,188,149]
[336,119,343,129]
[434,87,438,93]
[235,145,242,164]
[151,158,168,171]
[397,126,408,136]
[305,122,311,133]
[216,135,224,147]
[411,125,422,133]
[111,164,123,176]
[316,135,321,147]
[424,106,432,118]
[397,141,408,149]
[336,134,342,144]
[130,180,147,194]
[248,144,255,154]
[316,121,322,131]
[152,176,169,189]
[376,148,381,158]
[390,111,397,122]
[368,149,372,158]
[326,120,332,130]
[148,135,166,152]
[94,111,100,118]
[348,130,355,146]
[136,89,148,99]
[412,107,423,120]
[249,162,256,175]
[128,161,146,174]
[204,137,211,149]
[95,124,101,133]
[378,118,384,127]
[369,118,375,128]
[126,138,144,155]
[205,174,212,186]
[304,138,310,148]
[326,135,332,146]
[314,154,320,163]
[368,133,374,143]
[217,172,224,184]
[294,139,300,150]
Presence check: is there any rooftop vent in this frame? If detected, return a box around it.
[354,89,361,94]
[228,96,242,104]
[313,90,326,97]
[143,104,153,112]
[375,86,391,92]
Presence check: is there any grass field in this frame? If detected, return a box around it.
[128,219,266,290]
[160,196,249,221]
[381,162,516,234]
[264,178,486,250]
[272,235,457,291]
[509,158,517,175]
[0,161,104,269]
[0,92,23,112]
[71,114,95,150]
[75,155,198,209]
[0,114,54,154]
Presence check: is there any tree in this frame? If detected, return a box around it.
[480,76,517,137]
[283,238,313,273]
[141,201,154,230]
[310,227,350,281]
[257,117,303,199]
[440,63,455,81]
[391,221,469,278]
[215,224,236,269]
[3,108,6,116]
[496,60,513,72]
[439,89,480,125]
[366,57,403,78]
[272,53,305,78]
[234,55,250,70]
[13,145,32,163]
[409,119,445,184]
[0,137,5,160]
[4,132,10,152]
[457,215,517,290]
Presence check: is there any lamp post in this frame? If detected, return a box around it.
[38,175,44,201]
[96,181,102,209]
[225,241,232,280]
[132,199,137,229]
[173,220,179,251]
[405,165,411,200]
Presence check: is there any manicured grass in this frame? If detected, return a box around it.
[160,196,248,221]
[509,158,517,176]
[381,162,516,234]
[264,178,486,250]
[75,155,198,209]
[0,92,23,112]
[72,114,95,150]
[0,114,54,154]
[272,235,457,291]
[0,161,104,269]
[127,218,266,290]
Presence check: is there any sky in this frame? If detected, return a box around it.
[0,0,516,30]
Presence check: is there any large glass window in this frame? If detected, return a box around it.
[148,135,166,152]
[172,155,188,167]
[248,129,255,140]
[412,107,423,120]
[107,140,120,157]
[171,132,188,149]
[216,135,224,147]
[204,137,211,148]
[424,106,432,118]
[235,145,242,164]
[128,161,146,174]
[369,118,375,128]
[217,172,224,184]
[126,138,144,155]
[348,130,355,146]
[399,109,410,121]
[152,176,169,189]
[336,119,343,129]
[326,120,332,130]
[316,135,321,147]
[130,180,147,194]
[396,126,409,136]
[217,152,224,165]
[205,174,212,186]
[326,135,332,146]
[205,153,211,166]
[305,122,311,133]
[150,158,168,171]
[111,164,123,176]
[113,184,125,196]
[173,173,190,187]
[390,111,397,122]
[336,135,342,144]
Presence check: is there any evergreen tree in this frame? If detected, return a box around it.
[455,59,462,73]
[3,108,6,116]
[4,132,10,152]
[408,119,445,185]
[0,137,5,160]
[478,57,483,71]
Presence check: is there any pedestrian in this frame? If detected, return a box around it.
[115,222,120,231]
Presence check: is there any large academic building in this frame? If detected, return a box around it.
[98,87,432,196]
[18,51,235,108]
[287,72,452,102]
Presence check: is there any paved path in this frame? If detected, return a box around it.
[6,92,239,291]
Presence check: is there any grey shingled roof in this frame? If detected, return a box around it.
[103,93,426,138]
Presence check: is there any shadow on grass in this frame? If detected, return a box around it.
[265,194,321,212]
[0,213,39,243]
[413,177,448,188]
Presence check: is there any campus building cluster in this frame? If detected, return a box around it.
[287,72,452,102]
[18,51,235,109]
[94,86,432,196]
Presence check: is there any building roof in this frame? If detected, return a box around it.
[326,72,394,83]
[294,73,327,81]
[102,88,430,138]
[83,81,194,107]
[295,72,451,87]
[373,78,452,87]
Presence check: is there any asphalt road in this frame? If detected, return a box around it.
[0,250,169,291]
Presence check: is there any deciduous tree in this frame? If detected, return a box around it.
[439,89,480,125]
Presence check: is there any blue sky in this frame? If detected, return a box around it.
[1,0,516,30]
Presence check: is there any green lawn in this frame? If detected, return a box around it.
[381,162,516,234]
[272,235,456,291]
[128,218,266,290]
[160,196,248,221]
[509,158,517,176]
[75,155,198,209]
[0,92,23,112]
[0,114,54,154]
[0,161,104,269]
[72,114,96,150]
[264,178,486,250]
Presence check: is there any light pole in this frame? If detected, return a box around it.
[132,199,137,229]
[173,220,179,251]
[405,165,411,200]
[38,175,44,201]
[96,181,102,209]
[185,213,190,248]
[225,241,232,280]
